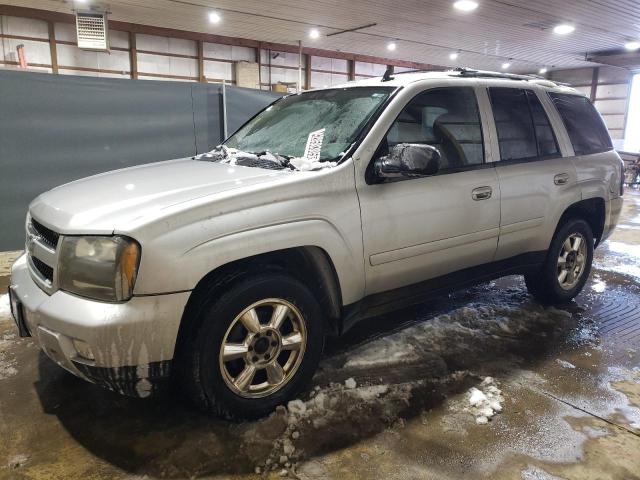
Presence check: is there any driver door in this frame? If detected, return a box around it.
[355,85,500,295]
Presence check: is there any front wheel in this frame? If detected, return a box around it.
[181,272,324,419]
[525,218,594,305]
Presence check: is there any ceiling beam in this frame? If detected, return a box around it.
[0,4,443,71]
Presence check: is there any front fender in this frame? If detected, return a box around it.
[183,219,364,304]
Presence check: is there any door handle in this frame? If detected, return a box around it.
[471,186,492,201]
[554,173,570,185]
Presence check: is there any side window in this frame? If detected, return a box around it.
[383,87,484,171]
[525,90,560,157]
[548,93,613,156]
[489,88,538,161]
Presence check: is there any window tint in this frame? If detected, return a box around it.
[490,88,538,161]
[526,90,560,157]
[384,87,484,170]
[549,93,612,156]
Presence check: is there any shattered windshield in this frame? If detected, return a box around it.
[198,87,393,171]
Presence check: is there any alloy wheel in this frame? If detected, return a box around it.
[557,232,587,290]
[218,298,307,398]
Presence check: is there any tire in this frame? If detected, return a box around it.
[180,272,324,419]
[525,218,594,305]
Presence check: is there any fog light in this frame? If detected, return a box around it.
[72,339,95,361]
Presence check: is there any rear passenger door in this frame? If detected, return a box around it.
[486,87,580,261]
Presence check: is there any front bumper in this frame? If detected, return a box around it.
[9,254,191,397]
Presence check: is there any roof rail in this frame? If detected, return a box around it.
[377,67,567,88]
[453,67,547,82]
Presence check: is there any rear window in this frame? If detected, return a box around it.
[548,93,613,156]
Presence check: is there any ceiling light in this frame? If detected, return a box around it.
[209,11,221,23]
[453,0,478,12]
[553,24,575,35]
[501,62,510,70]
[309,28,320,39]
[539,67,548,74]
[387,42,397,51]
[625,41,640,51]
[449,52,459,60]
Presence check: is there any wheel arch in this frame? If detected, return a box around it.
[174,246,343,365]
[556,197,606,246]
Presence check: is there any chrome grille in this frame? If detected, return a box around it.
[26,214,60,295]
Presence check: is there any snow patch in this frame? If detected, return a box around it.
[555,359,576,369]
[463,377,504,425]
[288,157,337,172]
[7,454,28,470]
[0,293,11,320]
[241,381,414,475]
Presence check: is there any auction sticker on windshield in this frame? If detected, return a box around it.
[303,128,325,163]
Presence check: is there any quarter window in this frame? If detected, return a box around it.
[548,92,613,156]
[383,87,484,171]
[489,88,559,161]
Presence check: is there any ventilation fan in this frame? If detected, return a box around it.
[76,11,109,51]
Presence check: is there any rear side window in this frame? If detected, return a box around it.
[489,88,559,161]
[548,93,613,156]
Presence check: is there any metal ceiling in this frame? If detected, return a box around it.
[5,0,640,72]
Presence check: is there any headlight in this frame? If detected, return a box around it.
[58,236,141,302]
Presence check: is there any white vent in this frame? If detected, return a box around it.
[76,12,109,51]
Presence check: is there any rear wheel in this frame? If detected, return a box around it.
[181,272,324,419]
[525,218,594,305]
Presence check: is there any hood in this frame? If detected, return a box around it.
[29,158,290,233]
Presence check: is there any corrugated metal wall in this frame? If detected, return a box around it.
[0,69,281,250]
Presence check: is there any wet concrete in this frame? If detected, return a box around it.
[1,192,640,480]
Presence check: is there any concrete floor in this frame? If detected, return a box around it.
[1,192,640,480]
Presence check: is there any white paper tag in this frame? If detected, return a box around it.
[303,128,325,163]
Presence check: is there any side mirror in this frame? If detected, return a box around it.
[374,143,440,179]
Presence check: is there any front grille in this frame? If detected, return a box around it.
[32,256,54,282]
[31,218,60,248]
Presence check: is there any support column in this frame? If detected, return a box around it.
[129,31,138,79]
[590,67,599,103]
[198,40,205,82]
[47,21,58,74]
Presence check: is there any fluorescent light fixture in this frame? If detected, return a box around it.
[449,52,459,60]
[539,67,548,74]
[553,24,575,34]
[625,41,640,51]
[501,62,510,69]
[209,11,221,23]
[453,0,478,12]
[387,42,397,51]
[309,28,320,39]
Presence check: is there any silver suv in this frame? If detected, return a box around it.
[9,69,624,418]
